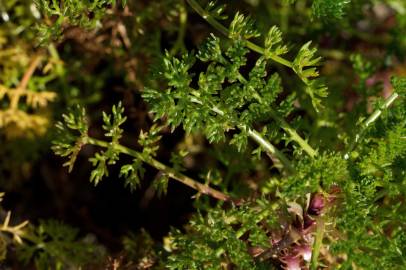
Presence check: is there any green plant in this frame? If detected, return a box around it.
[33,0,125,44]
[0,192,104,269]
[50,0,406,268]
[2,0,406,269]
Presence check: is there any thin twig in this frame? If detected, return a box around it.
[86,137,234,202]
[186,0,292,68]
[19,55,42,90]
[236,72,317,158]
[9,55,42,110]
[345,92,400,159]
[189,96,295,173]
[170,1,188,55]
[248,129,295,173]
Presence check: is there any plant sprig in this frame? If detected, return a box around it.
[345,77,406,158]
[52,103,233,202]
[186,0,327,112]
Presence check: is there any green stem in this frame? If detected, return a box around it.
[186,0,293,68]
[345,92,400,158]
[189,97,295,173]
[364,93,399,127]
[186,0,228,36]
[311,216,325,270]
[237,73,317,158]
[86,137,233,202]
[269,109,316,157]
[170,1,188,55]
[248,129,295,173]
[187,0,316,158]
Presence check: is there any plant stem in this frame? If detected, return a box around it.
[345,92,400,158]
[19,55,42,90]
[187,0,316,158]
[86,137,233,202]
[9,55,42,110]
[248,129,295,173]
[186,0,293,68]
[237,73,317,158]
[189,97,295,173]
[170,1,188,55]
[186,0,228,36]
[311,216,325,270]
[268,109,317,158]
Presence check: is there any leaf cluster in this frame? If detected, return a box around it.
[52,106,88,172]
[143,35,296,153]
[311,0,351,21]
[168,200,278,269]
[34,0,122,44]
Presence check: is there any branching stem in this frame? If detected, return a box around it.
[248,129,295,173]
[186,0,228,36]
[237,73,317,158]
[189,97,295,173]
[268,109,317,158]
[345,92,400,158]
[86,137,233,202]
[186,0,317,158]
[186,0,293,68]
